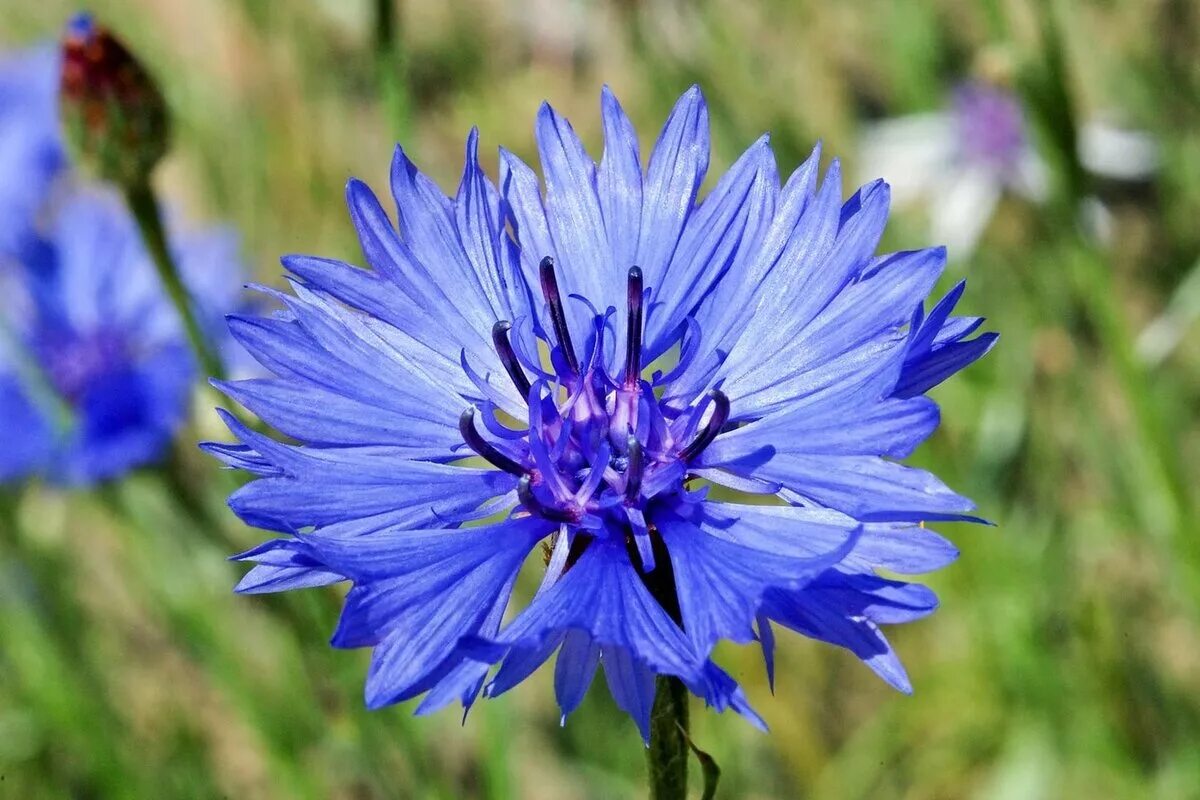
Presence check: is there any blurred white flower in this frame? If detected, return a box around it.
[859,81,1158,260]
[1137,255,1200,367]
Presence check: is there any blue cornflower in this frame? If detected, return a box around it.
[0,45,64,261]
[0,187,247,485]
[0,39,250,486]
[210,86,995,738]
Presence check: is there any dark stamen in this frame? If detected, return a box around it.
[538,256,579,374]
[624,266,643,386]
[459,407,527,476]
[679,390,730,462]
[491,320,532,398]
[625,434,643,502]
[518,474,578,523]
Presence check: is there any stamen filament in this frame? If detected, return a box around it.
[625,434,643,502]
[518,475,579,523]
[459,406,527,476]
[491,320,533,398]
[538,256,579,374]
[679,390,730,461]
[624,266,643,386]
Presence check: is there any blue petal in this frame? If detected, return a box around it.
[805,570,939,625]
[415,585,516,717]
[475,539,702,684]
[297,518,550,709]
[657,504,860,658]
[756,614,776,691]
[455,129,534,325]
[234,564,345,594]
[0,376,53,483]
[704,395,939,463]
[762,585,913,693]
[597,86,643,284]
[221,413,514,531]
[388,145,504,335]
[741,453,973,520]
[636,86,709,292]
[682,661,768,732]
[687,142,822,367]
[646,134,777,359]
[215,377,460,457]
[603,646,659,742]
[555,628,601,721]
[498,147,556,337]
[895,333,998,398]
[718,245,944,419]
[846,523,960,574]
[535,101,610,339]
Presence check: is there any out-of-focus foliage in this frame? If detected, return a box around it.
[1,1,1198,798]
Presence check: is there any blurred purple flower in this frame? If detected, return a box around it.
[0,42,250,486]
[0,45,64,261]
[0,187,248,485]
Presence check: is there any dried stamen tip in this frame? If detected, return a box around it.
[624,266,643,386]
[59,13,169,187]
[518,475,578,523]
[538,256,579,373]
[491,320,532,398]
[459,407,527,476]
[679,390,730,461]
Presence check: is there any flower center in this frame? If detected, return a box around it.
[458,257,729,572]
[953,82,1026,172]
[35,327,130,403]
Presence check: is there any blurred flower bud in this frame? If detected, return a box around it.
[59,13,169,188]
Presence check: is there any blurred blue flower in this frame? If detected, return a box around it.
[0,45,64,261]
[210,86,994,738]
[0,40,251,486]
[0,187,248,486]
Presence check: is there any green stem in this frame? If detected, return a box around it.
[0,313,75,434]
[647,676,690,800]
[124,181,226,383]
[374,0,412,144]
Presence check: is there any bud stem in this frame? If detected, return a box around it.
[374,0,412,145]
[123,181,226,383]
[646,676,689,800]
[0,315,75,435]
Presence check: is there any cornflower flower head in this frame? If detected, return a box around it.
[0,34,249,486]
[210,86,996,739]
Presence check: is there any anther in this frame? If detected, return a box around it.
[679,390,730,462]
[538,256,579,374]
[624,266,643,386]
[491,321,533,398]
[624,434,643,502]
[518,475,578,523]
[459,407,527,476]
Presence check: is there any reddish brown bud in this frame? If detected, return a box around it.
[59,13,169,187]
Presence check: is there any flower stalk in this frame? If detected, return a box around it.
[647,676,690,800]
[59,14,226,383]
[124,181,226,383]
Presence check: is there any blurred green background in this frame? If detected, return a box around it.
[2,0,1200,797]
